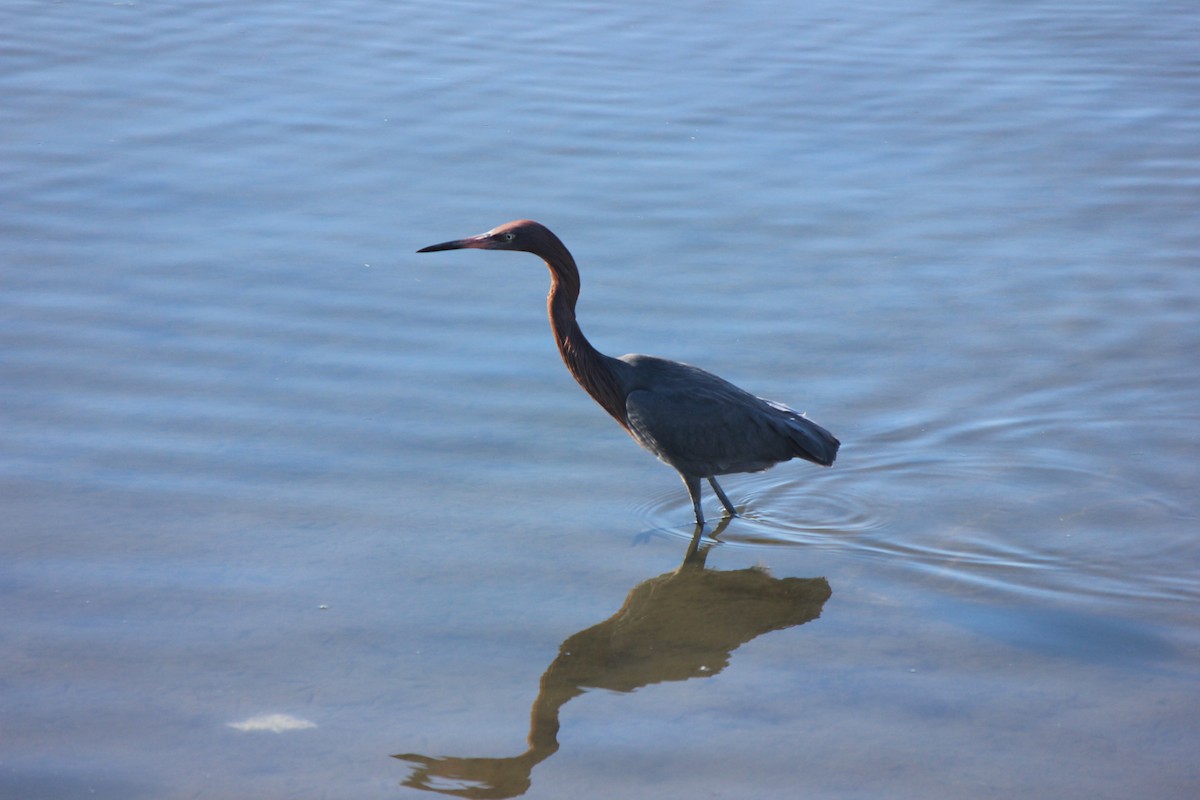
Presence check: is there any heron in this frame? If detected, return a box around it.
[417,220,839,526]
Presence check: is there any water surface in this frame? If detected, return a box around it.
[2,1,1197,798]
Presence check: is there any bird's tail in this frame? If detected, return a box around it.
[772,404,839,466]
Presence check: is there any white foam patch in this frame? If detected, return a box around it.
[227,713,317,733]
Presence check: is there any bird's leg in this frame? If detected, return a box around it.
[681,474,705,527]
[707,477,738,518]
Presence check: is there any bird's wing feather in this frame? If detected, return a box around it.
[621,357,815,476]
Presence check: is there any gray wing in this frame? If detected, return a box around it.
[620,356,838,477]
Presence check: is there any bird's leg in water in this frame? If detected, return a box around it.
[707,476,738,518]
[681,474,706,527]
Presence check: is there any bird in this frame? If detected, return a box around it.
[416,220,839,526]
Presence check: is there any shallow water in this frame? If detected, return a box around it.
[2,1,1198,798]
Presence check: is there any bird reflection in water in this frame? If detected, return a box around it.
[393,528,832,798]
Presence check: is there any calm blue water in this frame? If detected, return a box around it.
[2,1,1198,798]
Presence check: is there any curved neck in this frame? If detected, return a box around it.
[541,248,629,428]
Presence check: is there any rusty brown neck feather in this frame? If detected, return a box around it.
[537,241,629,429]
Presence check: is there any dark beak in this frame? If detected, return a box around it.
[416,232,491,253]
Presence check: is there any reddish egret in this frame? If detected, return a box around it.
[417,220,839,526]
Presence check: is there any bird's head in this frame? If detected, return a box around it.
[417,219,558,256]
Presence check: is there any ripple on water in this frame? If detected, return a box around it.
[634,466,889,550]
[634,416,1199,609]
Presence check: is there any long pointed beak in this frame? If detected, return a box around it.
[416,232,490,253]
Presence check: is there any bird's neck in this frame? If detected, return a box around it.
[544,254,629,429]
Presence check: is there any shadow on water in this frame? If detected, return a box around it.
[392,525,832,798]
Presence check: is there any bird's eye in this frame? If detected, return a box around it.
[501,232,516,242]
